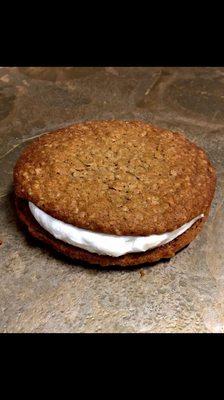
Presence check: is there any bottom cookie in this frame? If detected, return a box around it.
[15,196,207,267]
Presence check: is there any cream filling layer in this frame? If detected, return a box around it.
[29,202,204,257]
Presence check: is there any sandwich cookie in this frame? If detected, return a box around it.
[14,120,216,267]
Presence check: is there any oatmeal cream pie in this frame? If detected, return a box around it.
[14,120,216,267]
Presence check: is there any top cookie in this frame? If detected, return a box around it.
[14,120,216,235]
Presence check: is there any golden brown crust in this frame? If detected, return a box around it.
[14,120,216,235]
[15,197,208,267]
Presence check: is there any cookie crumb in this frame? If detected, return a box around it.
[140,269,145,277]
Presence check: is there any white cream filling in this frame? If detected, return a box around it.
[29,202,204,257]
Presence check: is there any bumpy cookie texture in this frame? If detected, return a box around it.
[15,197,207,267]
[14,120,216,235]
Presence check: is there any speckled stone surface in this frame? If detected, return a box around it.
[0,67,224,333]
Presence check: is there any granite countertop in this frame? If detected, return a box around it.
[0,67,224,333]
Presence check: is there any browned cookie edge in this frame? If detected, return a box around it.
[13,120,217,236]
